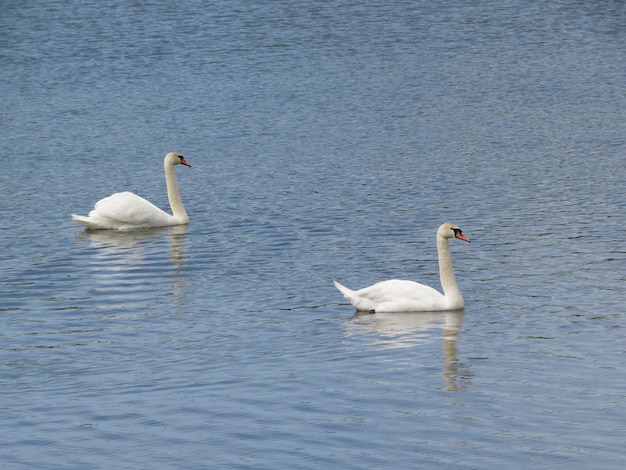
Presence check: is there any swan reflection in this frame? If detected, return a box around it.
[75,225,188,311]
[345,310,471,391]
[79,225,187,262]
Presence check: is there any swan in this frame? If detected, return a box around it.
[334,222,470,313]
[72,152,191,230]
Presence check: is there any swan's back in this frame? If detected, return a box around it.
[72,191,175,230]
[95,192,174,226]
[335,279,447,312]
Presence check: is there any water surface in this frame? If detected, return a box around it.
[1,1,625,468]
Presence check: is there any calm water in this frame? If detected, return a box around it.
[1,0,625,468]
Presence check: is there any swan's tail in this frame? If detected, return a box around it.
[333,280,355,299]
[72,214,91,226]
[71,214,103,230]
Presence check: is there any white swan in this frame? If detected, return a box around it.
[72,152,191,230]
[334,222,470,313]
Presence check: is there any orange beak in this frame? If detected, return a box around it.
[455,232,470,243]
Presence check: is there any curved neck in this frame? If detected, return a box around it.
[437,235,462,303]
[164,161,188,223]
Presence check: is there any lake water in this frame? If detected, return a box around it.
[1,0,625,468]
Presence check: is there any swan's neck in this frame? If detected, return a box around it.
[437,235,462,305]
[164,162,188,223]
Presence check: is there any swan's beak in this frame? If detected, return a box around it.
[180,157,192,167]
[455,232,471,243]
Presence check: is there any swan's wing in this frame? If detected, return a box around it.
[354,279,445,312]
[356,279,442,301]
[92,192,174,227]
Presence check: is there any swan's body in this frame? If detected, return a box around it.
[72,152,191,230]
[334,222,470,313]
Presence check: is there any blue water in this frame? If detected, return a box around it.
[1,1,625,468]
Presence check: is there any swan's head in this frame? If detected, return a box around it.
[439,222,470,242]
[165,151,192,168]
